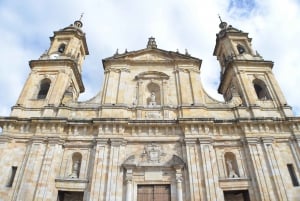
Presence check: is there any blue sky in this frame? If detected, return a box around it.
[0,0,299,116]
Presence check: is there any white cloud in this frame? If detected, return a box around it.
[0,0,299,116]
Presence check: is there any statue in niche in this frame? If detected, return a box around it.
[149,92,156,106]
[226,159,239,178]
[69,160,80,178]
[151,92,156,102]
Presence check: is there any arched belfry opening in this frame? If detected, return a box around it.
[253,79,271,100]
[237,44,246,54]
[37,78,51,99]
[147,82,161,106]
[58,43,66,53]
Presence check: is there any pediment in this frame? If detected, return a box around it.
[130,51,172,61]
[104,48,200,63]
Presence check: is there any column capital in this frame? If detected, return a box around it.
[244,137,259,144]
[48,137,64,145]
[184,138,197,145]
[30,136,46,144]
[293,134,300,143]
[198,137,212,144]
[261,136,274,144]
[95,138,109,145]
[110,138,126,146]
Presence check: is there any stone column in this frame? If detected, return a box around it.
[175,167,183,201]
[125,169,133,201]
[261,137,288,201]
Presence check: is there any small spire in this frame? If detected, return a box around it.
[147,37,157,49]
[185,49,190,56]
[218,14,223,23]
[218,14,227,30]
[74,13,84,28]
[79,13,84,21]
[114,48,119,56]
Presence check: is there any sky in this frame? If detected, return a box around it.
[0,0,299,116]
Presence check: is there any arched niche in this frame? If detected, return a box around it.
[147,82,161,105]
[224,152,239,178]
[134,71,169,106]
[69,152,82,178]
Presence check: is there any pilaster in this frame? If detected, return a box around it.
[261,137,288,201]
[184,138,202,201]
[198,137,223,201]
[244,137,276,201]
[33,137,64,201]
[105,138,126,201]
[14,137,47,201]
[89,138,109,201]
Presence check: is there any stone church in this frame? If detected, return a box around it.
[0,17,300,201]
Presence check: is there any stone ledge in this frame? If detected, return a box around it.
[55,178,89,191]
[219,177,251,190]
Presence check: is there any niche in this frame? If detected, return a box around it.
[224,152,239,178]
[69,152,82,178]
[147,82,161,106]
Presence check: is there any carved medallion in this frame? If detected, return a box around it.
[142,143,166,163]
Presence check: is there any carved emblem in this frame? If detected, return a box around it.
[142,143,166,163]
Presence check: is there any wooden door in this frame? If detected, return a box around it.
[137,185,171,201]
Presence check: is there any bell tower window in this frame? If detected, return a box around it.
[58,43,66,53]
[237,44,246,54]
[253,79,270,100]
[37,78,51,99]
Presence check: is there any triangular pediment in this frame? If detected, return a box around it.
[130,51,171,61]
[103,48,201,63]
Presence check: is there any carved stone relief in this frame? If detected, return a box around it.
[142,143,166,163]
[123,143,185,167]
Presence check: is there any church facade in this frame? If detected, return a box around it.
[0,18,300,201]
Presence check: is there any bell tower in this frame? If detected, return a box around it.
[11,18,89,117]
[213,19,293,117]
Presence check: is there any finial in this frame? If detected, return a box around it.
[218,14,223,23]
[74,13,84,28]
[147,37,157,49]
[114,48,119,56]
[79,13,84,21]
[218,14,227,30]
[185,49,190,56]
